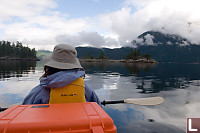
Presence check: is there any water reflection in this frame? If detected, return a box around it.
[81,61,157,76]
[103,104,185,133]
[0,60,36,80]
[82,62,200,94]
[81,62,200,132]
[1,61,200,132]
[124,63,156,76]
[135,63,200,94]
[0,61,41,107]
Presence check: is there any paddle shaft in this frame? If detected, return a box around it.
[0,101,123,111]
[101,97,164,106]
[101,100,124,106]
[0,101,126,111]
[1,97,163,110]
[0,101,122,111]
[0,108,7,112]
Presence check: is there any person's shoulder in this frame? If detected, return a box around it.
[29,85,43,92]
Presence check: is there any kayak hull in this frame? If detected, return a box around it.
[0,102,117,133]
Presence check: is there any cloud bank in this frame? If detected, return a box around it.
[55,31,120,48]
[0,0,200,50]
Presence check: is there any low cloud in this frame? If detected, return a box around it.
[125,0,200,44]
[144,34,155,46]
[1,0,200,49]
[55,31,119,48]
[0,0,57,20]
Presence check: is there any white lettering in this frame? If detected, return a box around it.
[189,119,198,132]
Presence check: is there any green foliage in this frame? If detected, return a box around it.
[84,51,94,59]
[0,40,36,58]
[126,49,147,60]
[143,54,152,60]
[126,49,137,59]
[98,51,107,59]
[36,50,52,60]
[136,49,141,56]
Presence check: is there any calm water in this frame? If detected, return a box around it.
[1,61,200,132]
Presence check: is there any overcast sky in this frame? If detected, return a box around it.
[0,0,200,50]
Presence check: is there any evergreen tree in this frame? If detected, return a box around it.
[126,49,137,59]
[85,51,93,59]
[126,49,151,60]
[144,54,152,60]
[0,40,37,58]
[98,51,106,59]
[136,49,141,56]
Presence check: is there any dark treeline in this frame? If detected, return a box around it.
[0,40,36,58]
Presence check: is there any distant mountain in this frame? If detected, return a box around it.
[37,47,132,61]
[77,31,200,63]
[133,31,192,47]
[132,31,200,63]
[76,47,130,60]
[37,31,200,63]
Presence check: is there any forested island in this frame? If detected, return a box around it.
[78,48,158,63]
[0,40,38,60]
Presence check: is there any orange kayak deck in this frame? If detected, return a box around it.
[0,102,117,133]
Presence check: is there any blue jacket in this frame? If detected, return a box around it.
[22,70,101,105]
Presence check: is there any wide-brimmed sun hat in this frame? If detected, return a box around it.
[42,44,82,69]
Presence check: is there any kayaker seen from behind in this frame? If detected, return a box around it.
[22,44,101,105]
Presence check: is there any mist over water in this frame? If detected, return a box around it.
[1,60,200,132]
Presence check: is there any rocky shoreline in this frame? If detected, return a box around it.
[0,56,39,61]
[0,56,158,63]
[79,58,158,63]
